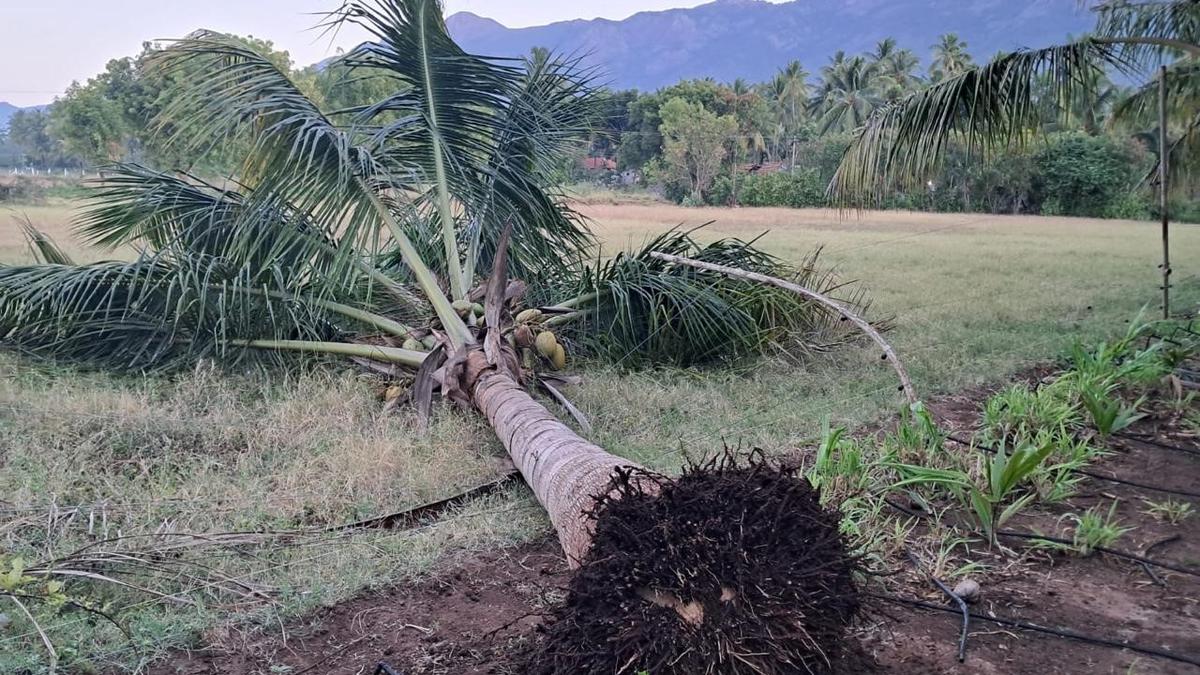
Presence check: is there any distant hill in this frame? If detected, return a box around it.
[0,102,49,132]
[447,0,1095,91]
[0,102,20,131]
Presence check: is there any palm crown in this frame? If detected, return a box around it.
[1,0,859,376]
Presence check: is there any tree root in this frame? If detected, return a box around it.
[527,452,863,674]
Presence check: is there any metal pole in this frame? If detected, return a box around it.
[1158,65,1171,319]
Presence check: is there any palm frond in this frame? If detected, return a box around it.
[1113,60,1200,190]
[332,1,597,286]
[1093,0,1200,63]
[20,221,75,266]
[829,40,1127,205]
[0,253,347,370]
[547,229,868,367]
[332,0,516,297]
[148,30,471,345]
[467,52,601,283]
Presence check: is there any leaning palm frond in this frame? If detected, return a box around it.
[831,0,1200,206]
[147,29,472,345]
[1114,59,1200,122]
[1114,60,1200,188]
[1093,0,1200,63]
[331,0,514,297]
[465,51,601,283]
[545,229,867,367]
[20,221,75,266]
[0,251,421,371]
[332,0,599,288]
[830,41,1125,205]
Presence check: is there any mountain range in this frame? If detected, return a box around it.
[0,102,48,132]
[0,102,22,131]
[447,0,1096,91]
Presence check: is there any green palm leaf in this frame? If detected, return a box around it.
[333,0,598,288]
[147,29,471,345]
[829,41,1125,205]
[545,229,867,367]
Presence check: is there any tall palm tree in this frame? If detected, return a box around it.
[872,38,923,101]
[772,60,810,165]
[724,78,763,204]
[929,33,975,82]
[1,0,863,595]
[830,0,1200,205]
[811,55,883,134]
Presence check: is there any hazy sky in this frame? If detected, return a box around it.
[0,0,777,107]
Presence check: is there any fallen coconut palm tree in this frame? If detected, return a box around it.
[0,1,876,671]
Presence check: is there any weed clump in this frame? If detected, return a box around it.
[529,452,863,674]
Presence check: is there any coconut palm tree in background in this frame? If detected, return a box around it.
[811,54,884,134]
[872,37,924,102]
[771,60,811,165]
[830,0,1200,205]
[0,0,860,574]
[724,77,764,204]
[929,33,975,82]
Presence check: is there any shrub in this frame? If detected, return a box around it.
[708,169,827,208]
[1032,133,1151,218]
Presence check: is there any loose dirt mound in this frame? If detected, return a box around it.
[530,454,861,675]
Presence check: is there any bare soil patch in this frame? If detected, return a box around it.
[150,369,1200,675]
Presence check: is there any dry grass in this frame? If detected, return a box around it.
[1,200,1199,671]
[1,201,97,264]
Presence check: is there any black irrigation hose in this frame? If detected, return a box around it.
[871,593,1200,668]
[1071,468,1200,499]
[944,434,1200,499]
[1113,431,1200,458]
[995,530,1200,577]
[906,551,969,662]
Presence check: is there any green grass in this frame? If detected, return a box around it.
[2,202,1200,671]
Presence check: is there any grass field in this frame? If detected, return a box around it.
[2,198,1199,671]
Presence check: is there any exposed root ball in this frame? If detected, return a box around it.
[530,453,862,674]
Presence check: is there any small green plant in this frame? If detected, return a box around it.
[887,401,945,464]
[1065,313,1169,392]
[891,440,1056,545]
[1078,378,1145,437]
[970,442,1057,545]
[980,383,1078,446]
[1181,407,1200,435]
[1141,498,1194,525]
[1028,431,1100,503]
[929,535,987,580]
[1068,502,1131,556]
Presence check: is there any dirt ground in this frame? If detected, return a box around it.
[150,371,1200,675]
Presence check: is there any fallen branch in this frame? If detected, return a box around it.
[648,251,917,404]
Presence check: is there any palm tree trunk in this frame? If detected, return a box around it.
[471,370,638,566]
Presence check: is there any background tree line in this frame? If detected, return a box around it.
[0,34,395,174]
[579,32,1197,221]
[4,29,1196,221]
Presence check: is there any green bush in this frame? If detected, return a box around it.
[707,169,827,208]
[1032,133,1151,218]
